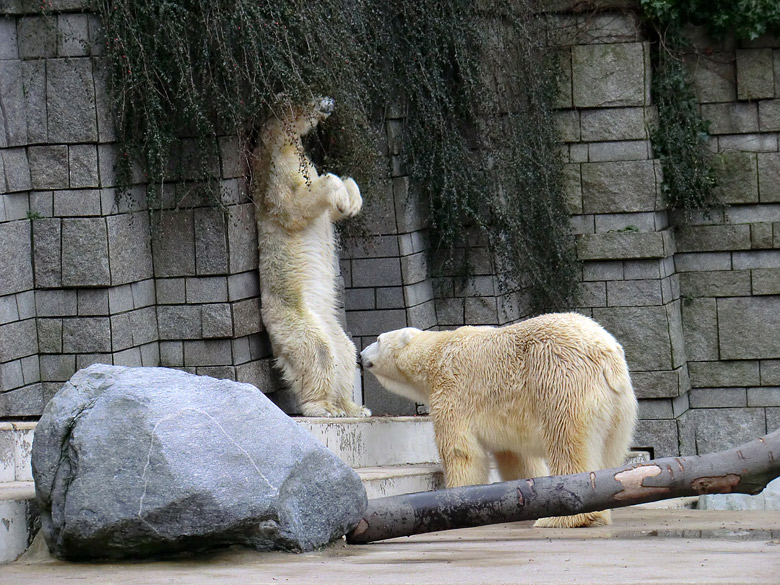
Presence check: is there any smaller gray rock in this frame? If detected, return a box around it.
[32,364,367,560]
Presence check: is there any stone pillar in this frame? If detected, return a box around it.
[556,12,690,456]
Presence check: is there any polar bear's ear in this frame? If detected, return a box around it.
[399,327,422,347]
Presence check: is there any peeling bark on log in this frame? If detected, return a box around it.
[347,429,780,544]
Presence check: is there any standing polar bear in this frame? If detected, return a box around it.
[360,312,637,527]
[252,97,369,417]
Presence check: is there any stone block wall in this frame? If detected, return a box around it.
[0,4,275,417]
[674,27,780,454]
[2,2,780,458]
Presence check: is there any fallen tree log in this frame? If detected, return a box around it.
[347,428,780,544]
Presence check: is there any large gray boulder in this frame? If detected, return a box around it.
[31,364,367,560]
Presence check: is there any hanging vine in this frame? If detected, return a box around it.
[97,0,578,314]
[640,0,780,215]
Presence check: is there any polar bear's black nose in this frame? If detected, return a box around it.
[318,97,335,116]
[358,353,372,369]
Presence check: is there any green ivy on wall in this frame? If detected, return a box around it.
[99,0,578,314]
[640,0,780,215]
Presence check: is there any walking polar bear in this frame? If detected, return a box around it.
[360,312,637,527]
[252,96,369,417]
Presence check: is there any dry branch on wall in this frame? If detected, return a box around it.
[347,428,780,544]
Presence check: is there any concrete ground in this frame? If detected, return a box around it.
[3,508,779,585]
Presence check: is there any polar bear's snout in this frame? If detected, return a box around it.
[359,343,378,370]
[317,97,335,117]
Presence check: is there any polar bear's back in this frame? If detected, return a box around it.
[431,312,636,469]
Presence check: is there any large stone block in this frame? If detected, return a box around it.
[576,231,667,261]
[157,305,202,340]
[0,221,33,296]
[606,279,662,307]
[53,189,102,216]
[69,144,100,188]
[202,303,233,338]
[753,268,780,295]
[62,317,112,353]
[761,360,780,385]
[231,298,261,338]
[2,147,31,191]
[0,17,18,60]
[630,368,687,399]
[152,210,196,277]
[0,60,27,147]
[673,252,732,272]
[633,419,679,457]
[195,208,229,275]
[17,16,56,58]
[758,99,780,132]
[0,383,44,417]
[580,107,647,142]
[0,319,37,362]
[688,360,760,388]
[718,296,780,359]
[183,340,232,367]
[352,257,403,287]
[689,387,747,408]
[32,365,366,559]
[22,59,47,143]
[127,307,158,346]
[675,224,751,252]
[57,13,91,57]
[47,58,98,143]
[227,271,259,301]
[345,309,406,337]
[572,42,649,108]
[718,133,777,152]
[686,53,736,103]
[681,298,718,362]
[581,160,657,213]
[747,387,780,407]
[106,212,153,285]
[28,146,69,190]
[587,140,650,162]
[592,305,674,371]
[732,250,780,270]
[689,408,766,454]
[61,218,110,287]
[736,48,775,101]
[678,270,751,297]
[713,152,758,204]
[36,289,77,318]
[464,296,498,325]
[757,152,780,202]
[700,102,758,135]
[77,288,109,316]
[186,276,228,304]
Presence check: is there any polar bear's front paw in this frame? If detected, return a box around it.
[534,511,611,528]
[300,400,347,418]
[342,177,363,218]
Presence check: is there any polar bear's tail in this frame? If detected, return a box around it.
[602,343,633,396]
[600,343,638,469]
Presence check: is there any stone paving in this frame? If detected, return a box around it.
[4,508,779,585]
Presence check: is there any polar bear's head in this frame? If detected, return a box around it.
[287,96,335,137]
[360,327,428,404]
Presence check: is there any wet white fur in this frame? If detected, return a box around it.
[253,98,369,417]
[361,312,637,527]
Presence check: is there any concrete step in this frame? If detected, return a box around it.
[0,422,35,483]
[0,481,37,564]
[297,416,439,468]
[358,464,444,499]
